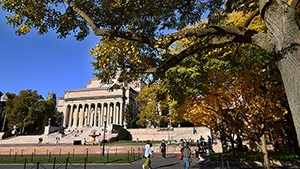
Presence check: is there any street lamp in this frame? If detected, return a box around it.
[1,93,8,131]
[102,115,107,156]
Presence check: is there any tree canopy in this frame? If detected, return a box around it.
[2,90,56,135]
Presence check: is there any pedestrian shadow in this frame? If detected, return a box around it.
[154,162,179,169]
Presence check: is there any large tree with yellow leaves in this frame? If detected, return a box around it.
[1,0,300,147]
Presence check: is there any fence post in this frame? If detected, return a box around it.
[53,157,56,169]
[59,149,62,156]
[138,148,140,158]
[133,149,135,161]
[106,150,109,163]
[23,158,27,169]
[21,149,24,157]
[48,153,51,163]
[14,152,17,163]
[37,161,40,169]
[65,157,69,169]
[84,157,87,169]
[127,151,130,163]
[86,148,88,160]
[31,152,34,163]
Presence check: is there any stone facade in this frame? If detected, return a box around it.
[57,78,144,130]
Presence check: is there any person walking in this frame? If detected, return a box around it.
[142,140,152,169]
[160,139,167,159]
[180,142,192,169]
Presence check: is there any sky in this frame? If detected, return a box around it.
[0,10,99,100]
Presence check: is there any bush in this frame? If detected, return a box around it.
[117,128,132,141]
[2,130,13,139]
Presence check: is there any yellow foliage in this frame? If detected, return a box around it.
[225,12,266,32]
[18,24,30,34]
[90,38,140,69]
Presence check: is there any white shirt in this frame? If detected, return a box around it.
[144,144,152,157]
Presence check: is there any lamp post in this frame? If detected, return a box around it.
[102,115,107,156]
[168,118,171,144]
[1,93,8,132]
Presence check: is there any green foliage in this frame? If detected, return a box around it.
[124,104,138,128]
[0,155,142,164]
[117,128,132,141]
[135,83,171,127]
[209,151,300,162]
[2,90,56,135]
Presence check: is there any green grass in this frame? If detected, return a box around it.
[108,140,162,145]
[0,155,143,164]
[209,151,300,162]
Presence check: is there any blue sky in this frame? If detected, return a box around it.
[0,10,99,99]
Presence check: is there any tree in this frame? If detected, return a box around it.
[3,89,56,135]
[135,83,170,127]
[2,0,300,146]
[177,62,288,168]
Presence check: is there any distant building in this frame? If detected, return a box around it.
[57,77,144,130]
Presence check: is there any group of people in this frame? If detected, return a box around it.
[142,139,198,169]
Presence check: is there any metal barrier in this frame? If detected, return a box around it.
[15,148,144,169]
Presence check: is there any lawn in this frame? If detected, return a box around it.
[0,155,143,164]
[209,151,299,161]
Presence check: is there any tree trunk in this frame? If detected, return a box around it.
[277,48,300,148]
[260,134,271,169]
[262,1,300,147]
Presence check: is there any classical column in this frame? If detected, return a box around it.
[68,105,74,128]
[120,102,124,126]
[113,102,117,124]
[99,103,103,126]
[103,103,107,126]
[79,105,84,127]
[109,103,113,125]
[98,103,102,127]
[117,103,121,125]
[82,105,86,126]
[94,103,98,127]
[73,105,79,128]
[87,104,91,126]
[63,105,69,127]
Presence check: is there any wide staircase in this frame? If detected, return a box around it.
[0,126,117,145]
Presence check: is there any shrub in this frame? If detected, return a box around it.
[2,130,13,139]
[117,128,132,141]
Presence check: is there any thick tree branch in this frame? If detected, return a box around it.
[243,9,260,28]
[259,0,271,18]
[163,26,257,48]
[139,31,274,74]
[142,36,238,74]
[64,0,156,46]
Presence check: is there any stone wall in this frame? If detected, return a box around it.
[128,127,222,153]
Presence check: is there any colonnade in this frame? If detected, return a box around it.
[63,101,124,128]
